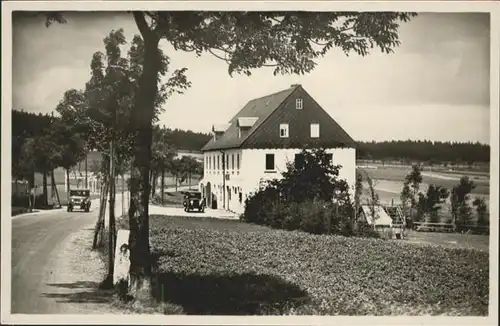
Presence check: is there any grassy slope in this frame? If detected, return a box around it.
[118,214,489,316]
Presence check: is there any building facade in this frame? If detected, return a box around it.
[199,84,357,215]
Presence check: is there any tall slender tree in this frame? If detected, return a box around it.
[450,176,476,230]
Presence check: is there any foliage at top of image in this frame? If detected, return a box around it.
[124,11,417,77]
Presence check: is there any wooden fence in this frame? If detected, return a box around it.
[412,221,489,235]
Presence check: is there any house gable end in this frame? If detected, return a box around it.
[241,86,357,149]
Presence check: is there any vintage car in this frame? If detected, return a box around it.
[183,191,205,213]
[67,189,91,212]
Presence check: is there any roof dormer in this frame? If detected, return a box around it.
[237,117,258,138]
[212,123,230,141]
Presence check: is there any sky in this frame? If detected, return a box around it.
[12,12,491,144]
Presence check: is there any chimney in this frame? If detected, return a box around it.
[291,84,301,88]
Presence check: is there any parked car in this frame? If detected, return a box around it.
[67,189,91,212]
[183,191,205,213]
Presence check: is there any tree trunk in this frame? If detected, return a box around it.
[149,171,153,197]
[85,151,88,189]
[128,29,160,300]
[161,168,165,205]
[151,171,158,198]
[93,178,109,249]
[107,140,116,282]
[66,169,70,203]
[122,174,125,217]
[51,171,61,208]
[42,172,48,207]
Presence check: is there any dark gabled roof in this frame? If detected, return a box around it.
[201,84,357,151]
[201,86,297,151]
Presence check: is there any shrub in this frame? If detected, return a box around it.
[246,198,355,237]
[241,185,280,225]
[297,200,329,235]
[353,222,381,239]
[281,202,301,231]
[473,197,488,227]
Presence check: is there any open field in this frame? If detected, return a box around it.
[405,230,489,252]
[117,214,489,316]
[358,164,490,223]
[359,165,489,196]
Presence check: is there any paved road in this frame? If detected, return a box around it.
[11,201,102,314]
[11,191,131,314]
[10,186,196,314]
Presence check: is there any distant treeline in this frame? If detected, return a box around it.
[161,127,211,151]
[12,110,490,164]
[12,110,53,138]
[357,140,490,165]
[12,110,55,172]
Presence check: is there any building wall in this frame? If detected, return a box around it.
[200,147,356,215]
[200,149,245,214]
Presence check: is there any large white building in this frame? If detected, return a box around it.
[199,84,357,215]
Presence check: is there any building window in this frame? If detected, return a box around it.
[226,154,229,169]
[237,153,240,170]
[295,153,305,169]
[217,155,220,170]
[310,123,320,138]
[213,156,215,171]
[265,154,275,171]
[239,192,242,204]
[296,98,303,110]
[231,154,235,170]
[279,123,289,138]
[326,153,333,164]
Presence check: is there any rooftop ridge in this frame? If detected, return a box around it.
[246,85,298,103]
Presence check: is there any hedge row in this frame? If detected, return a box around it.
[242,189,377,238]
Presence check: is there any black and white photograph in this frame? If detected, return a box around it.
[1,1,498,325]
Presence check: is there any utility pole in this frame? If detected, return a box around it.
[107,138,116,284]
[106,86,118,286]
[85,149,88,189]
[122,173,125,217]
